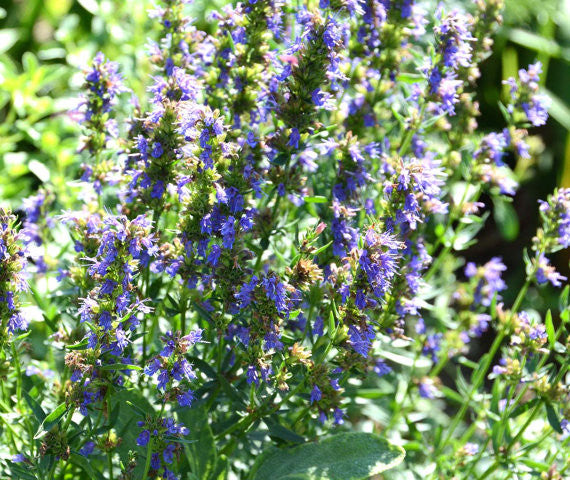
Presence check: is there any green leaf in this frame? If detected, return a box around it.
[509,398,540,419]
[304,196,328,204]
[545,403,563,433]
[66,339,89,350]
[77,0,99,14]
[249,433,405,480]
[559,285,569,313]
[23,391,46,424]
[6,464,38,480]
[34,403,67,439]
[112,390,155,478]
[99,363,142,371]
[191,300,214,323]
[544,89,570,131]
[493,197,519,241]
[377,350,431,368]
[545,310,555,349]
[312,241,332,257]
[0,29,19,54]
[69,453,103,480]
[178,406,221,480]
[327,311,335,340]
[28,159,50,183]
[265,420,306,444]
[506,28,567,60]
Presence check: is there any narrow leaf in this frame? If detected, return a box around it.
[34,403,67,439]
[545,310,555,349]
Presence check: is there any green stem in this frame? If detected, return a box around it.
[141,436,153,480]
[399,103,427,156]
[438,329,506,453]
[107,399,113,480]
[11,343,23,411]
[180,288,188,334]
[142,402,166,480]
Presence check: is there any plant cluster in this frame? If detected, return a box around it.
[0,1,569,479]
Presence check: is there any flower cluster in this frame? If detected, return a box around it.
[76,52,127,192]
[3,1,569,479]
[504,62,550,127]
[0,209,29,343]
[62,213,155,415]
[145,329,202,407]
[136,415,189,480]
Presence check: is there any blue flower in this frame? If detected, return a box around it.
[374,359,392,377]
[288,128,300,149]
[152,142,164,158]
[79,441,95,457]
[137,430,150,447]
[310,385,322,404]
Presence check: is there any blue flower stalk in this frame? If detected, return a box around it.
[0,209,29,349]
[76,52,127,194]
[273,10,346,133]
[148,0,202,76]
[144,329,202,407]
[208,0,283,123]
[61,213,156,416]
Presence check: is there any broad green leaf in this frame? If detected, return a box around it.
[112,389,154,478]
[178,406,221,480]
[69,453,103,480]
[265,419,305,444]
[249,433,405,480]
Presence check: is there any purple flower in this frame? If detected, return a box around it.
[313,315,324,336]
[246,131,257,147]
[536,254,567,287]
[163,443,176,464]
[137,430,150,446]
[310,385,322,404]
[373,359,392,377]
[152,142,164,158]
[333,408,345,425]
[288,128,300,149]
[221,217,235,249]
[419,381,436,399]
[178,390,194,407]
[246,365,259,386]
[348,324,375,357]
[466,257,507,306]
[99,279,117,295]
[80,441,95,457]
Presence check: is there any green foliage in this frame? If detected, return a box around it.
[249,433,405,480]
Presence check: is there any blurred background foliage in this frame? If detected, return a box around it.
[0,0,569,304]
